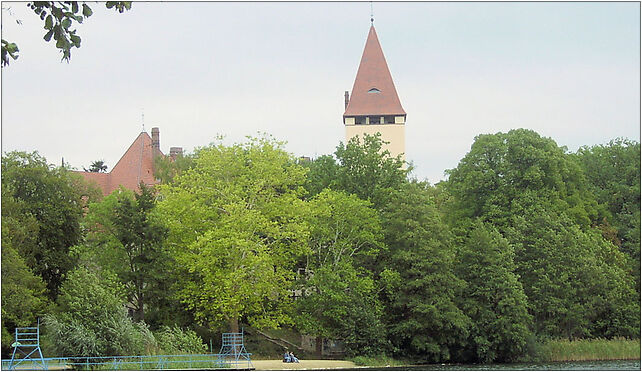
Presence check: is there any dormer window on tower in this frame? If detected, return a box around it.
[368,88,381,93]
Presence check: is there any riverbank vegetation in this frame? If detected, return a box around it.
[2,131,639,364]
[534,338,641,362]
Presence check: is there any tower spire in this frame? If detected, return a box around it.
[343,26,406,117]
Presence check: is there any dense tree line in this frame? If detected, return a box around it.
[2,129,639,363]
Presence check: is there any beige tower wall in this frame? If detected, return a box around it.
[345,124,405,161]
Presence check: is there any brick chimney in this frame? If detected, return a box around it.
[344,91,350,109]
[151,127,161,157]
[169,147,183,160]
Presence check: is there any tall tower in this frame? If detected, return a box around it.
[343,25,406,160]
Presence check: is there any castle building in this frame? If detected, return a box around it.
[343,25,406,160]
[75,127,182,196]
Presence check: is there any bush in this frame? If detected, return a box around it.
[155,326,206,355]
[43,267,157,357]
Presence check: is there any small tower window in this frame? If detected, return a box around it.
[368,88,381,93]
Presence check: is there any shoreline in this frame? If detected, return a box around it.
[250,358,641,371]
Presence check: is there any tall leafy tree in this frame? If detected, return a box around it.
[333,133,408,210]
[379,181,469,362]
[507,207,638,339]
[1,189,50,356]
[445,129,599,229]
[455,222,532,363]
[156,136,309,332]
[294,189,386,356]
[575,139,641,292]
[1,151,86,297]
[82,184,168,323]
[444,129,639,339]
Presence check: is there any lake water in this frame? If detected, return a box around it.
[344,359,640,370]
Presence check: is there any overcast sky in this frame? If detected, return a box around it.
[1,2,639,184]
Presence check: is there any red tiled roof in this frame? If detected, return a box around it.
[344,26,406,117]
[75,132,163,196]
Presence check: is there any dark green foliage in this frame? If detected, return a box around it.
[1,151,85,298]
[445,129,599,229]
[508,208,639,339]
[302,155,339,197]
[83,183,169,324]
[113,183,168,322]
[85,160,108,173]
[294,263,387,357]
[1,1,132,66]
[379,182,469,362]
[445,130,639,340]
[575,139,641,292]
[455,222,532,363]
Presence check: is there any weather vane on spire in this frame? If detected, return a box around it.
[141,110,145,132]
[370,1,374,25]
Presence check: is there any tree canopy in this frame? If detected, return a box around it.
[156,136,309,332]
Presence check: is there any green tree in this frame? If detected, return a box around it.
[302,155,339,197]
[507,207,638,339]
[1,190,50,356]
[1,151,86,297]
[575,139,641,292]
[445,129,599,229]
[2,1,132,66]
[156,136,309,332]
[333,133,408,210]
[444,130,639,339]
[455,222,532,363]
[82,184,168,323]
[85,159,108,173]
[294,189,386,356]
[295,263,387,357]
[379,182,469,362]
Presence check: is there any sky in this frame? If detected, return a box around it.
[1,1,640,184]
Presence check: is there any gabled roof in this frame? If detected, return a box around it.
[344,25,406,117]
[75,131,163,196]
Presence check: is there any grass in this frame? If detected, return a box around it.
[350,355,408,367]
[535,338,640,362]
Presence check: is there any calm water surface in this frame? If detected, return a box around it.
[342,359,640,371]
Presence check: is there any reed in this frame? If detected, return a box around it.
[536,338,640,362]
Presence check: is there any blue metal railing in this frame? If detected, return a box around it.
[1,352,254,370]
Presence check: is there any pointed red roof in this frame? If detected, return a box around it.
[344,26,406,117]
[75,132,162,196]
